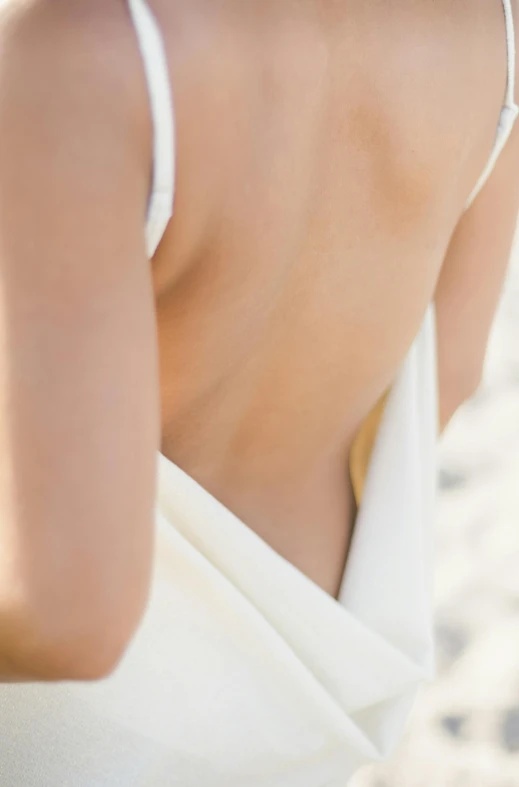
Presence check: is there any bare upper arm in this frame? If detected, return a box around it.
[0,0,159,678]
[434,6,519,431]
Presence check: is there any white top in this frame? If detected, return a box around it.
[0,2,516,786]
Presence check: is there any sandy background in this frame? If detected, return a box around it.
[351,239,519,787]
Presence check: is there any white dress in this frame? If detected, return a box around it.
[0,2,517,785]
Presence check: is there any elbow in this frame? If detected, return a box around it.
[2,580,148,682]
[36,622,135,682]
[0,519,153,682]
[439,364,483,431]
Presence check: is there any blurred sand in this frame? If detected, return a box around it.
[351,240,519,787]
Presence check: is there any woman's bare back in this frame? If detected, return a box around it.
[1,0,518,676]
[151,0,517,593]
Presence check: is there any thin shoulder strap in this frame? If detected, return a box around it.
[503,0,517,107]
[127,0,176,258]
[466,0,519,207]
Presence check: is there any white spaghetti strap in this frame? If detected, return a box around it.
[127,0,176,257]
[503,0,517,106]
[466,0,519,208]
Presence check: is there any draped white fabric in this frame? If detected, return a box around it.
[0,308,438,787]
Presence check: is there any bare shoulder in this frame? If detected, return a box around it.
[452,0,518,154]
[0,0,155,273]
[0,0,143,88]
[0,0,150,185]
[387,0,519,203]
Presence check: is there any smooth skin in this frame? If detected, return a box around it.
[0,0,518,681]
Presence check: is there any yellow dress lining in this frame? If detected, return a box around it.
[349,392,389,506]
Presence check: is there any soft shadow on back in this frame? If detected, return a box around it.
[151,0,508,594]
